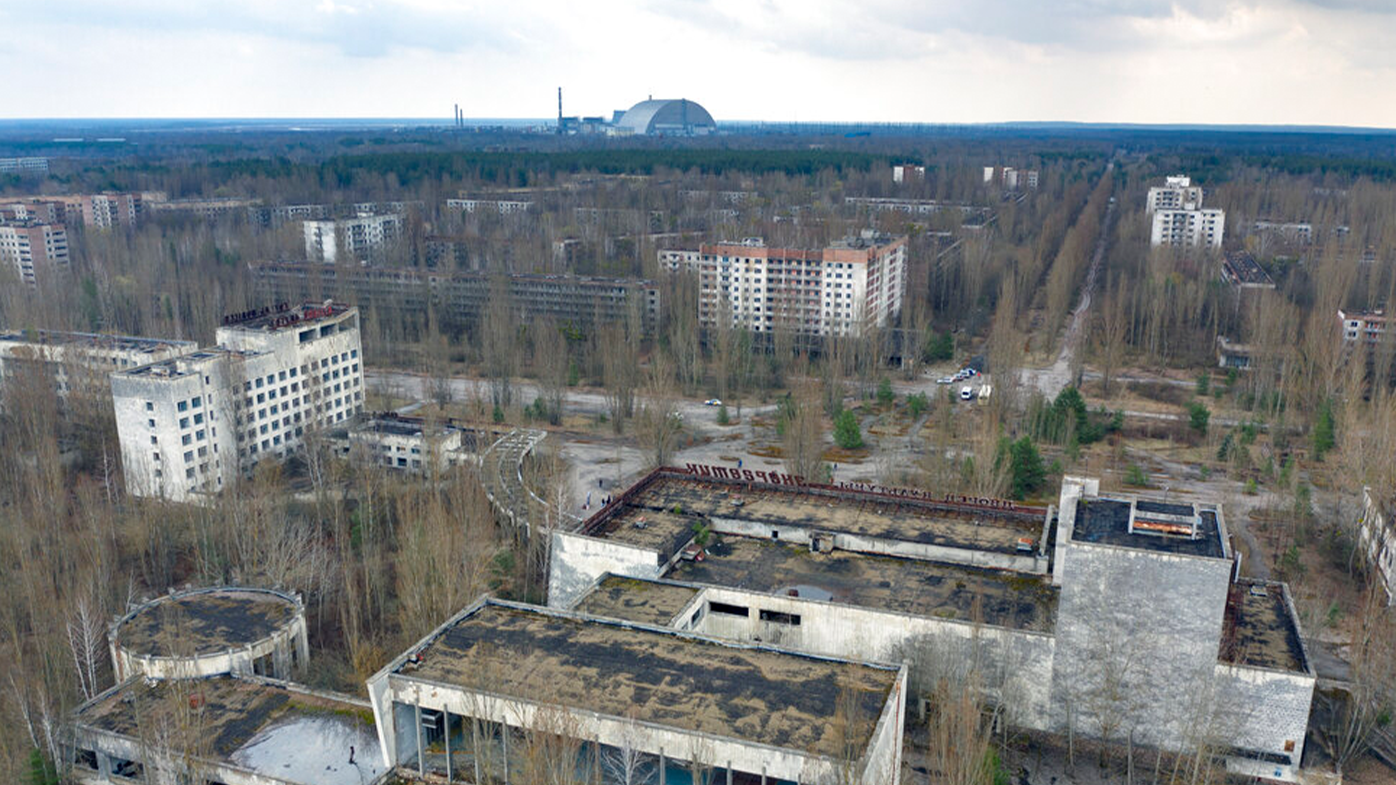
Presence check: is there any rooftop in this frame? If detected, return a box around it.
[1071,497,1227,559]
[1219,580,1309,673]
[113,587,301,658]
[221,301,354,333]
[115,347,251,380]
[398,602,898,758]
[668,537,1057,631]
[1221,251,1276,287]
[76,676,383,785]
[585,471,1044,561]
[572,575,700,625]
[0,329,196,354]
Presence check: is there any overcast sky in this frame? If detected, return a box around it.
[3,0,1395,126]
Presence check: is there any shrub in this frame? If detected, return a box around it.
[716,404,730,426]
[1186,401,1210,435]
[907,392,929,417]
[833,409,864,450]
[876,377,894,406]
[1125,464,1149,487]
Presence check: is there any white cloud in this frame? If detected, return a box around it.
[0,0,1393,125]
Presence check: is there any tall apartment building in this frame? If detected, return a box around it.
[1337,308,1389,347]
[250,262,661,336]
[892,164,925,183]
[111,302,364,502]
[660,233,908,337]
[446,197,533,215]
[303,212,403,263]
[1151,207,1225,249]
[80,192,143,228]
[0,222,70,285]
[0,157,50,175]
[1146,175,1205,214]
[0,330,197,411]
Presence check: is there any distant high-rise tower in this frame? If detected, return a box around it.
[558,87,563,135]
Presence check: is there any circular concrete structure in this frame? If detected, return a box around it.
[109,586,308,681]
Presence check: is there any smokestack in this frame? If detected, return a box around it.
[557,86,563,135]
[453,103,458,129]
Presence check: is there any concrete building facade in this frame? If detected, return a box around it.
[446,197,534,215]
[0,221,69,285]
[0,157,49,174]
[0,329,197,410]
[1147,175,1205,214]
[1151,207,1225,249]
[1359,487,1396,605]
[660,233,907,337]
[304,212,404,263]
[334,413,486,474]
[111,302,363,501]
[251,261,661,336]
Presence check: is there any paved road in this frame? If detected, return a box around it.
[1022,180,1116,398]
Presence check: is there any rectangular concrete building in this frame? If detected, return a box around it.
[552,467,1316,782]
[367,597,907,785]
[0,329,196,410]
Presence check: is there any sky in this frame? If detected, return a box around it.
[3,0,1395,127]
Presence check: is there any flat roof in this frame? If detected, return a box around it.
[587,472,1042,559]
[223,301,355,333]
[0,329,196,353]
[572,575,700,625]
[1219,580,1309,673]
[668,537,1057,631]
[76,676,383,785]
[1072,497,1226,559]
[397,602,898,757]
[113,587,300,658]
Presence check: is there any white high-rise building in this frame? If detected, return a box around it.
[1151,208,1225,249]
[112,302,364,502]
[303,212,403,263]
[1147,175,1205,214]
[660,233,907,338]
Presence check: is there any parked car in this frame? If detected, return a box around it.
[936,377,955,384]
[959,386,976,401]
[704,398,722,406]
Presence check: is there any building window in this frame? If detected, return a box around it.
[709,601,749,617]
[192,396,201,408]
[178,400,188,412]
[759,609,801,626]
[179,417,190,429]
[145,401,153,412]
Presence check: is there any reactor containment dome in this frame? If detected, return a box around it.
[615,99,716,136]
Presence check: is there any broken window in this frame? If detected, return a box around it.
[759,609,801,626]
[709,601,749,617]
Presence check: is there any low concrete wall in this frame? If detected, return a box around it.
[710,516,1044,573]
[694,585,1057,732]
[547,531,664,609]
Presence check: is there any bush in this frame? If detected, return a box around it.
[1186,401,1210,435]
[716,404,730,425]
[1125,464,1149,487]
[1196,373,1211,396]
[1312,398,1336,460]
[833,409,864,450]
[1245,478,1258,495]
[492,404,505,424]
[876,377,894,406]
[907,392,929,417]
